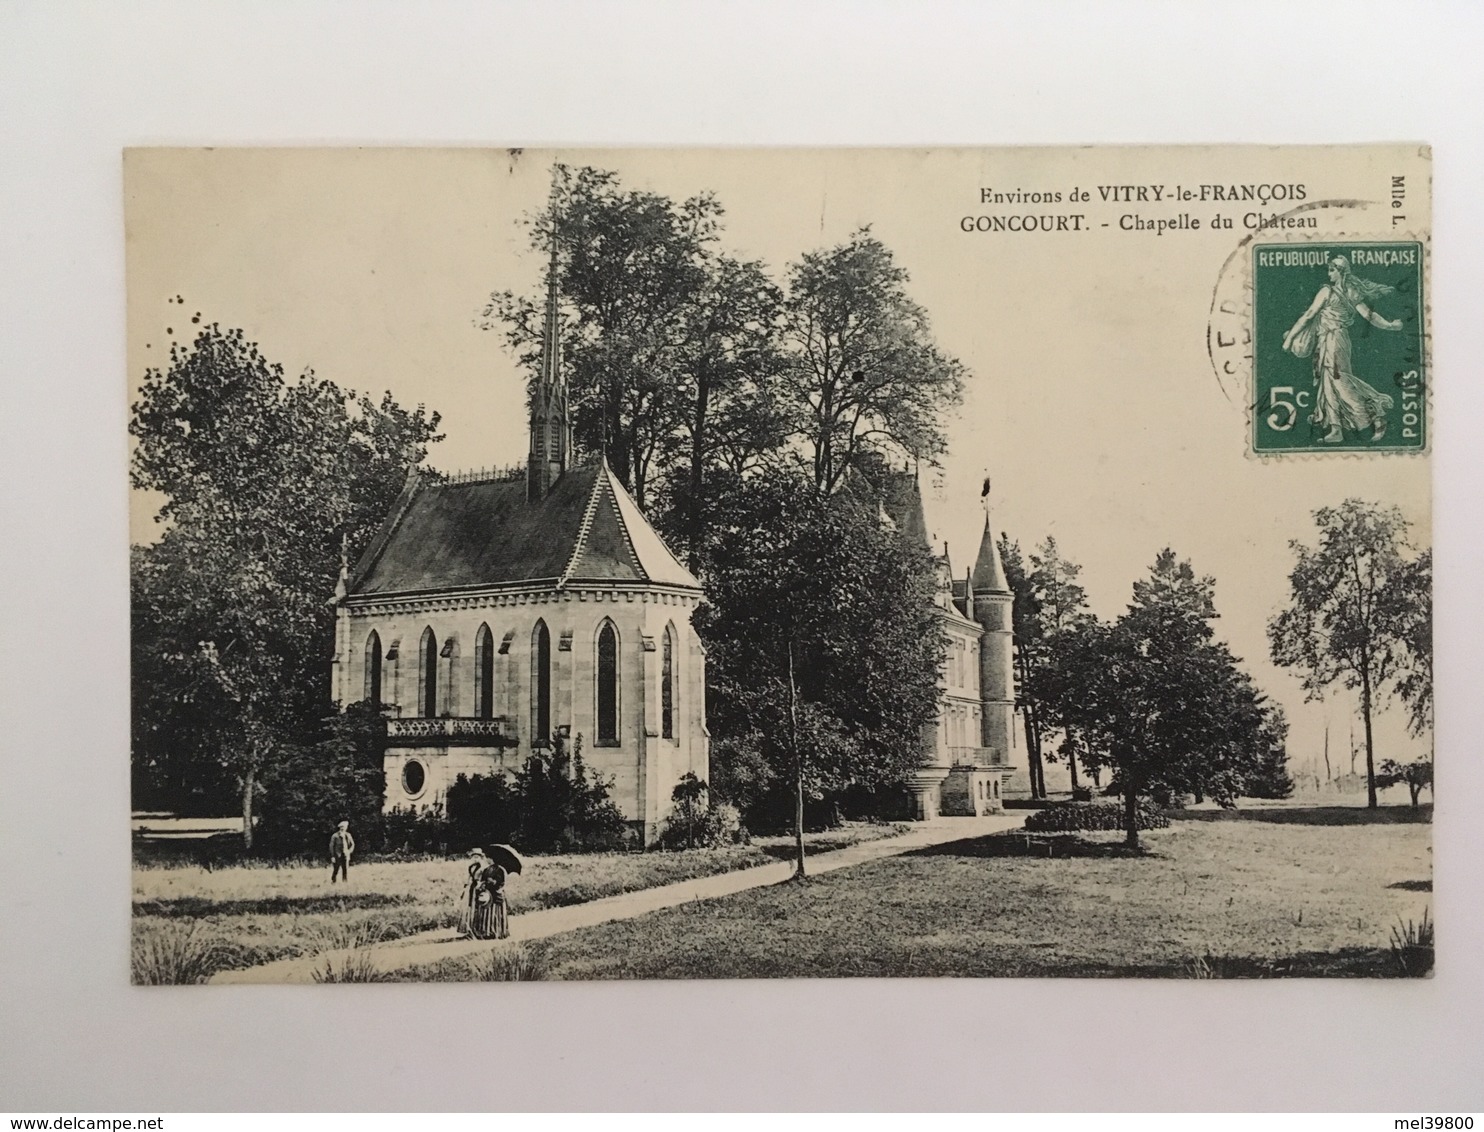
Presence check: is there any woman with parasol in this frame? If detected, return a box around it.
[457,847,489,938]
[466,844,522,940]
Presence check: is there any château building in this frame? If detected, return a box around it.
[873,472,1018,818]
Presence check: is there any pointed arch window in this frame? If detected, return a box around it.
[661,622,678,740]
[532,620,551,744]
[474,623,495,720]
[596,621,619,747]
[364,631,383,708]
[419,627,438,718]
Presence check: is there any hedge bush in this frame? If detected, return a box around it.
[658,775,748,849]
[1023,800,1170,833]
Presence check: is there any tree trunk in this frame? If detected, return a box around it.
[1021,706,1044,799]
[1409,783,1420,807]
[1030,710,1047,798]
[1066,730,1082,793]
[1360,665,1378,808]
[240,764,256,851]
[1016,652,1046,799]
[1123,778,1139,849]
[788,641,805,879]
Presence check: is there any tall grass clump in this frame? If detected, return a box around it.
[1389,908,1434,977]
[311,950,395,983]
[132,921,230,985]
[469,945,548,981]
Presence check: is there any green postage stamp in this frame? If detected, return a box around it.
[1252,241,1426,453]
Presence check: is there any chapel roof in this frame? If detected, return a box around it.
[347,459,700,597]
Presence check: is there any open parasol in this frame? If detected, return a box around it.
[485,844,524,875]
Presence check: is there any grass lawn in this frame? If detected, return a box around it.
[436,806,1433,980]
[130,822,909,983]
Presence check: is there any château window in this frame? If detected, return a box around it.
[364,630,383,708]
[532,620,551,744]
[661,622,677,740]
[474,623,494,720]
[596,621,618,746]
[419,627,438,718]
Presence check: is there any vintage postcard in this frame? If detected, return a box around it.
[126,145,1433,983]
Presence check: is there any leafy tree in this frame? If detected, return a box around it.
[1393,549,1433,738]
[705,734,778,817]
[1269,500,1427,807]
[781,228,966,493]
[1240,705,1296,800]
[1065,551,1284,846]
[254,706,387,858]
[130,324,442,842]
[1378,757,1433,808]
[444,772,519,852]
[1010,535,1096,795]
[697,468,944,875]
[658,254,790,569]
[513,736,629,852]
[664,772,710,849]
[998,537,1047,798]
[486,166,789,563]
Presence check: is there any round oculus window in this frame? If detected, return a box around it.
[402,759,427,797]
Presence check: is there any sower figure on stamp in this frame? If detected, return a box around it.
[1282,254,1403,443]
[329,820,355,883]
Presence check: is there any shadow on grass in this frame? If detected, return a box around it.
[1387,879,1432,892]
[133,832,247,868]
[995,947,1425,979]
[134,892,415,918]
[905,832,1159,861]
[758,840,855,861]
[1171,805,1431,826]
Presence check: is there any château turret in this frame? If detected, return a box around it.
[971,491,1015,763]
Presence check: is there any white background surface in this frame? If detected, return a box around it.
[2,0,1482,1112]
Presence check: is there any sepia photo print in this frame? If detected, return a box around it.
[126,145,1434,984]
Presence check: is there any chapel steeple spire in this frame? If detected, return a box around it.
[528,194,571,503]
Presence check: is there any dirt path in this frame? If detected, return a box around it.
[210,814,1025,984]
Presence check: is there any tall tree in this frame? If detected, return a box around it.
[1378,757,1433,808]
[485,165,720,508]
[1002,534,1095,796]
[660,253,789,570]
[1027,537,1095,793]
[486,166,789,560]
[781,228,966,493]
[130,324,441,841]
[1393,548,1433,739]
[697,469,944,875]
[998,537,1047,798]
[1065,551,1282,846]
[1269,500,1426,807]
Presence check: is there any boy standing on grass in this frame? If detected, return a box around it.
[329,820,355,883]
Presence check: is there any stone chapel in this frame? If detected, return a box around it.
[329,254,708,843]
